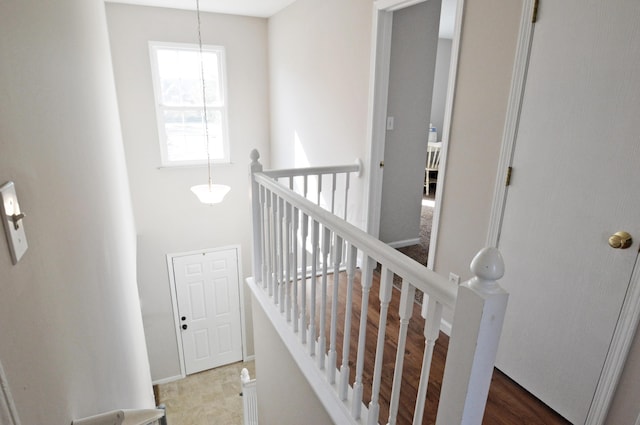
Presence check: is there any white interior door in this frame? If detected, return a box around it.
[173,248,242,375]
[495,1,640,423]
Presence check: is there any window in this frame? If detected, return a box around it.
[149,41,230,166]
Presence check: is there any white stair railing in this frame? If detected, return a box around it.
[71,408,165,425]
[248,150,508,425]
[241,368,258,425]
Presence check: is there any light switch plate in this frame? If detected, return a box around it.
[0,182,28,265]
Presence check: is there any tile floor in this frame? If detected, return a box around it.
[156,361,256,425]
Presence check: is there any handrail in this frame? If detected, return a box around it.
[254,172,457,309]
[71,408,165,425]
[262,160,362,179]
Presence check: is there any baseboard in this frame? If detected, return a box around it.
[440,318,452,336]
[243,354,256,362]
[152,374,184,386]
[387,237,421,249]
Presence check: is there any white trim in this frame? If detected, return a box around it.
[166,244,246,378]
[243,355,256,362]
[0,360,21,425]
[386,237,421,249]
[426,0,465,271]
[486,0,535,247]
[439,318,452,336]
[235,246,251,362]
[166,253,187,380]
[375,0,425,11]
[635,410,640,425]
[152,374,183,386]
[486,1,640,422]
[364,8,393,238]
[586,257,640,424]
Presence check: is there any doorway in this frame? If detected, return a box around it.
[168,246,244,376]
[365,0,463,270]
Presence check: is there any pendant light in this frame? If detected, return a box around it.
[190,0,230,205]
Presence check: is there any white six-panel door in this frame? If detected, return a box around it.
[173,248,242,375]
[495,1,640,423]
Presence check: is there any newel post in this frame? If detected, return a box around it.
[435,247,509,425]
[249,149,263,285]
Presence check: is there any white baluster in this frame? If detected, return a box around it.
[352,256,374,420]
[309,219,319,356]
[339,243,358,401]
[284,201,292,321]
[318,225,331,369]
[387,280,416,425]
[267,190,275,296]
[368,267,394,425]
[273,193,280,305]
[278,197,285,312]
[331,172,337,215]
[413,297,443,425]
[300,211,309,344]
[436,247,508,425]
[343,172,350,221]
[292,205,299,333]
[327,233,343,384]
[259,185,268,289]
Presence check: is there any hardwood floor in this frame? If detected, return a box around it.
[305,268,571,425]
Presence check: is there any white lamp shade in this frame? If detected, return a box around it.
[190,184,231,205]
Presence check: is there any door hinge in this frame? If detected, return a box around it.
[532,0,539,23]
[506,166,513,186]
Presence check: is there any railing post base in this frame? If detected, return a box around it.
[436,247,508,425]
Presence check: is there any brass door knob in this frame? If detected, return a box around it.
[609,231,633,249]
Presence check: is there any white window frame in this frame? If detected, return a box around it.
[149,41,231,167]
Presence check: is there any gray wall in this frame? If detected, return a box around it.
[430,38,453,137]
[0,0,154,423]
[379,1,441,245]
[106,4,270,381]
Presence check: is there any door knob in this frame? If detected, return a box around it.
[608,231,632,249]
[182,324,188,330]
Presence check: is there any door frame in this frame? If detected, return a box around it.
[364,0,466,270]
[486,1,640,422]
[166,245,248,379]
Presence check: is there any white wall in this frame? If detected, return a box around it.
[268,0,372,228]
[105,4,270,381]
[433,0,522,280]
[0,0,154,423]
[429,38,453,136]
[379,1,441,245]
[252,294,333,425]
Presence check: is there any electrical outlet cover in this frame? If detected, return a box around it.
[0,182,28,264]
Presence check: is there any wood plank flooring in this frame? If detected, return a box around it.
[305,268,571,425]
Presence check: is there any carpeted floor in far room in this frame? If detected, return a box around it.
[396,195,434,267]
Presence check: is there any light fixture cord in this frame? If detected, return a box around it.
[196,0,213,190]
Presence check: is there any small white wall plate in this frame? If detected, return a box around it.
[0,181,28,264]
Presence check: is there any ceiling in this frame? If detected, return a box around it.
[103,0,298,18]
[104,0,457,38]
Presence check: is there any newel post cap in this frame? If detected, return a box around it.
[469,247,505,292]
[250,149,260,164]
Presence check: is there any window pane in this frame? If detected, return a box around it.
[163,109,225,162]
[156,48,221,107]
